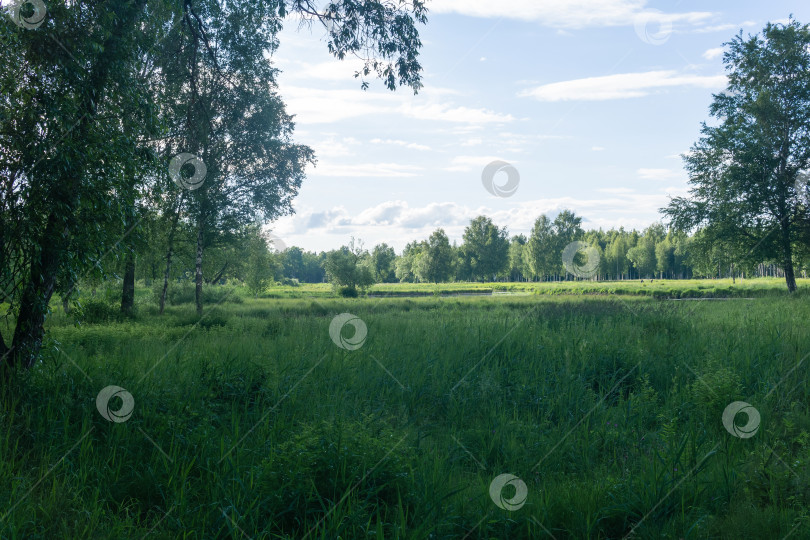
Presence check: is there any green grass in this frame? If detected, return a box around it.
[256,277,810,299]
[368,277,810,298]
[1,280,809,538]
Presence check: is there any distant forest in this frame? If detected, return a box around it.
[124,208,809,298]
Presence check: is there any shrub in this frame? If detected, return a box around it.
[256,420,416,535]
[73,299,120,324]
[156,281,244,305]
[338,285,359,297]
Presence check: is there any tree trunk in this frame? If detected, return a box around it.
[3,0,149,370]
[159,209,180,315]
[8,212,66,369]
[195,223,204,317]
[781,222,797,293]
[121,248,135,314]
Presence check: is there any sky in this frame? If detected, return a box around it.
[267,1,809,254]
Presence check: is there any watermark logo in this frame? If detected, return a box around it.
[562,241,600,279]
[268,232,287,252]
[329,313,367,350]
[722,401,760,439]
[5,0,46,30]
[489,473,527,511]
[96,385,135,423]
[481,160,519,198]
[169,153,207,190]
[634,10,672,46]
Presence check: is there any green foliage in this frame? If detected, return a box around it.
[151,281,243,306]
[0,0,428,365]
[664,18,810,292]
[325,238,375,295]
[416,228,454,282]
[73,299,122,324]
[460,215,510,281]
[244,229,277,298]
[257,420,417,534]
[371,243,398,283]
[526,214,555,279]
[395,241,423,283]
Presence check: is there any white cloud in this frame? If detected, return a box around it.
[519,70,726,101]
[702,47,724,60]
[399,103,514,124]
[278,58,368,82]
[304,135,360,158]
[443,155,514,172]
[272,190,682,251]
[592,146,606,151]
[637,168,685,181]
[280,86,513,125]
[370,138,431,151]
[311,161,423,178]
[282,86,394,124]
[429,0,713,30]
[693,21,756,33]
[597,187,634,194]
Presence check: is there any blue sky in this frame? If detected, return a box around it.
[269,1,808,253]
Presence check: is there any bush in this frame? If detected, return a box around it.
[338,285,359,297]
[154,281,244,306]
[74,299,121,324]
[256,420,416,534]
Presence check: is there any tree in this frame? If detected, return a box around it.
[627,231,657,278]
[1,0,153,369]
[605,231,631,280]
[655,235,675,279]
[395,241,422,282]
[526,215,555,280]
[460,216,509,281]
[300,251,327,283]
[162,1,315,316]
[371,243,397,283]
[672,231,692,279]
[325,238,374,296]
[417,229,454,282]
[245,228,277,297]
[508,235,528,281]
[282,247,305,280]
[0,0,428,369]
[663,19,810,292]
[552,210,584,278]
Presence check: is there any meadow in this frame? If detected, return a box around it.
[1,279,809,538]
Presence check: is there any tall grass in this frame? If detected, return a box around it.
[0,285,808,538]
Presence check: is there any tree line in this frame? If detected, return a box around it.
[299,211,810,294]
[120,208,808,298]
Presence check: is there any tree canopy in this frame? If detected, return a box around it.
[0,0,427,369]
[663,18,810,292]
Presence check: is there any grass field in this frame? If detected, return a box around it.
[263,277,809,299]
[1,279,809,538]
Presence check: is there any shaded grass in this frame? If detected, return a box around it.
[0,287,809,538]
